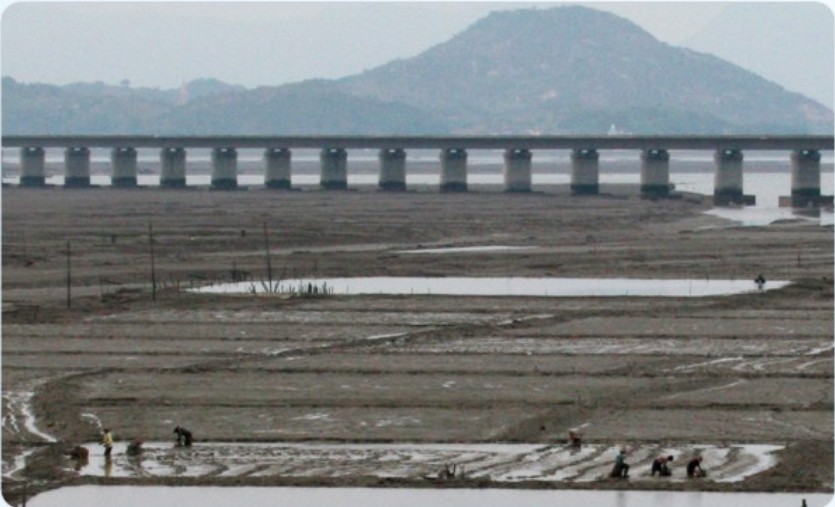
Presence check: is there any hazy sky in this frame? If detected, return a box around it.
[1,2,833,108]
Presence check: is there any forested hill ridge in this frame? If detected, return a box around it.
[3,6,832,135]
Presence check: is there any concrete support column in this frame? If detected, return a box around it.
[570,148,599,195]
[440,148,467,192]
[64,147,91,188]
[111,147,138,188]
[379,148,406,191]
[211,147,238,190]
[790,149,821,207]
[19,147,46,187]
[320,147,348,190]
[713,149,753,205]
[264,148,291,189]
[503,148,532,192]
[160,147,187,188]
[640,149,670,198]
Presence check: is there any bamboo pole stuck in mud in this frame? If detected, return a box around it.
[65,240,71,309]
[263,220,273,291]
[149,221,157,302]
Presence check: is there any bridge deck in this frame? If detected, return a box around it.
[3,135,833,150]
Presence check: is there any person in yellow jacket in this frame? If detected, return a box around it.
[101,428,114,458]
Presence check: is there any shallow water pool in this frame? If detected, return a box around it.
[193,277,789,297]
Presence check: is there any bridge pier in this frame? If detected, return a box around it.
[211,147,238,190]
[64,147,91,188]
[785,149,832,207]
[379,148,406,191]
[264,148,292,189]
[160,147,187,188]
[640,149,671,198]
[19,147,46,187]
[714,149,754,206]
[503,148,532,192]
[440,148,467,192]
[570,148,599,195]
[111,147,138,188]
[320,148,348,190]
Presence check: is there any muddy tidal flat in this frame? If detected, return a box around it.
[1,185,833,504]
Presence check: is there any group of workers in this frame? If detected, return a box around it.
[610,449,705,479]
[87,426,707,481]
[81,425,194,463]
[565,430,706,480]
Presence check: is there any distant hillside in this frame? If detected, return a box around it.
[1,77,447,135]
[157,81,447,135]
[2,77,174,134]
[2,6,832,135]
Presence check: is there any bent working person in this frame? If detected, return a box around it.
[174,425,193,446]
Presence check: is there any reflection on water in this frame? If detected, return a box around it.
[673,172,834,226]
[193,277,789,297]
[27,485,833,507]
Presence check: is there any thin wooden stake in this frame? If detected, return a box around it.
[149,221,157,301]
[263,221,273,291]
[66,240,71,309]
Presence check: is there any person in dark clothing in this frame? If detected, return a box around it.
[174,425,193,446]
[687,456,705,478]
[126,438,144,456]
[568,429,582,449]
[651,455,674,476]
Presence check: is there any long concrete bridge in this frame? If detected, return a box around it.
[3,135,833,206]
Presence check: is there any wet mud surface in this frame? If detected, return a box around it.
[1,185,832,502]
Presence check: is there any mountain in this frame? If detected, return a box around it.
[2,6,832,135]
[337,6,833,134]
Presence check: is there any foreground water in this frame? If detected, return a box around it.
[27,485,833,507]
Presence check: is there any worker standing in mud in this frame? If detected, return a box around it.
[686,456,705,478]
[67,445,89,471]
[101,428,113,458]
[126,438,144,456]
[610,448,630,478]
[568,429,582,449]
[651,454,674,476]
[174,425,193,446]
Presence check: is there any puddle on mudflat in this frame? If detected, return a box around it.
[192,277,789,297]
[28,485,832,507]
[705,207,835,228]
